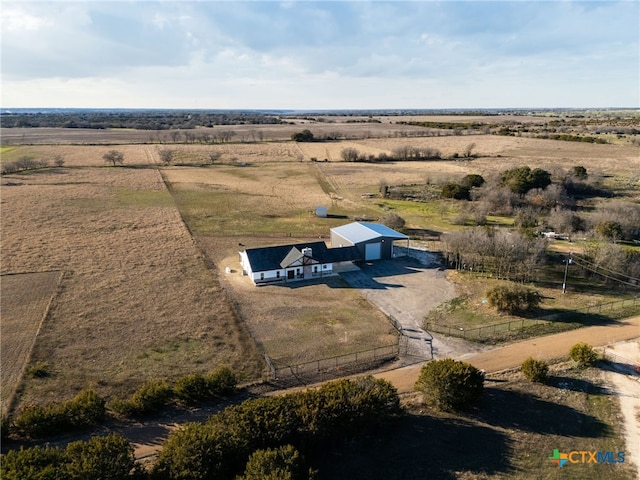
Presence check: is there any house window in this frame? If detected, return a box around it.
[277,271,281,278]
[260,272,264,280]
[313,266,318,273]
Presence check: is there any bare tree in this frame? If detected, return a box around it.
[380,212,406,230]
[464,143,477,158]
[158,148,174,165]
[340,147,360,162]
[208,151,221,164]
[53,155,65,167]
[103,150,124,166]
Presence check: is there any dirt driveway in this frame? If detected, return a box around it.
[339,251,487,359]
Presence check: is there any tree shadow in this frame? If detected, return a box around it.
[468,387,610,438]
[525,308,623,327]
[313,413,512,480]
[547,375,611,395]
[597,359,640,377]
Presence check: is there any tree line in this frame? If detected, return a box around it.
[1,112,284,130]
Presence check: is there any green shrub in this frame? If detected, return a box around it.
[205,366,238,397]
[26,362,51,378]
[239,445,313,480]
[171,367,238,404]
[1,434,138,480]
[65,434,137,480]
[441,183,471,200]
[62,389,106,428]
[486,284,540,314]
[521,357,548,383]
[12,389,105,439]
[1,445,68,480]
[173,374,210,403]
[153,422,236,480]
[569,342,598,367]
[11,403,62,439]
[111,380,172,418]
[415,359,484,411]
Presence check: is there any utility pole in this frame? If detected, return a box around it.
[562,253,573,294]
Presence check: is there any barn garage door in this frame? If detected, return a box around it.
[365,242,382,261]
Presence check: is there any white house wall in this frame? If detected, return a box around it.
[253,263,334,285]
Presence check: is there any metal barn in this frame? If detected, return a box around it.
[330,222,409,261]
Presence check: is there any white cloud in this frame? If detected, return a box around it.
[1,0,637,109]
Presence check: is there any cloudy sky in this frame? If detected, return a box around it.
[1,0,638,109]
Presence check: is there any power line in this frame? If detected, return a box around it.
[571,253,640,282]
[569,256,640,288]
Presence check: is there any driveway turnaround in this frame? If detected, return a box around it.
[340,253,487,359]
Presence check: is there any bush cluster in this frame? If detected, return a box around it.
[521,357,549,383]
[11,389,106,439]
[486,284,541,314]
[1,434,140,480]
[1,156,49,174]
[153,376,400,480]
[340,145,442,163]
[441,174,485,201]
[501,166,552,195]
[414,359,484,411]
[111,367,237,418]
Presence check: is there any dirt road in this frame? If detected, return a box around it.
[126,316,639,461]
[375,315,640,393]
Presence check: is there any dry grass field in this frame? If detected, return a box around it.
[1,115,638,412]
[0,271,62,416]
[1,165,263,409]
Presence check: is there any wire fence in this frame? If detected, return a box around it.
[425,296,640,342]
[264,314,435,387]
[600,348,640,374]
[266,344,400,387]
[425,317,548,340]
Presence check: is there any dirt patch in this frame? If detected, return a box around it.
[0,271,62,416]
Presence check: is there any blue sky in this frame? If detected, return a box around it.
[1,1,638,109]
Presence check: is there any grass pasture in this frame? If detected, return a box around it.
[163,164,350,236]
[0,271,62,416]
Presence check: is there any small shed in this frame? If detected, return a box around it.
[315,206,328,218]
[330,222,409,261]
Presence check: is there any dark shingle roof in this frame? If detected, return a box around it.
[244,241,361,272]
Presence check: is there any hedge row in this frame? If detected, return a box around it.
[111,367,237,418]
[153,376,400,480]
[9,367,237,439]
